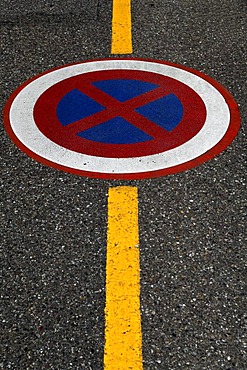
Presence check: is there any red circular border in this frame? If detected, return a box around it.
[33,69,206,158]
[3,58,241,180]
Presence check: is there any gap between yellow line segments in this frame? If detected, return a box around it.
[111,0,133,54]
[104,186,143,369]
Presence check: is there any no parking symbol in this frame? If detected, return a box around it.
[34,68,205,158]
[4,59,240,179]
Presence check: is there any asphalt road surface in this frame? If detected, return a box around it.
[1,1,246,369]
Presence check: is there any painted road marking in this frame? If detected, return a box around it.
[104,186,142,369]
[111,0,132,54]
[33,70,205,157]
[4,59,240,179]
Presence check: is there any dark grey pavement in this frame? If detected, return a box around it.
[1,1,246,369]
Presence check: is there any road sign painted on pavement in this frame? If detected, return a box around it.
[4,58,240,179]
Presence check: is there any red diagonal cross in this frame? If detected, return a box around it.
[63,81,171,139]
[34,70,206,158]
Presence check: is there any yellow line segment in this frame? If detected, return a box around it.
[111,0,133,54]
[104,186,143,369]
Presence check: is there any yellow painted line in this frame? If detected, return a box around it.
[111,0,133,54]
[104,186,143,369]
